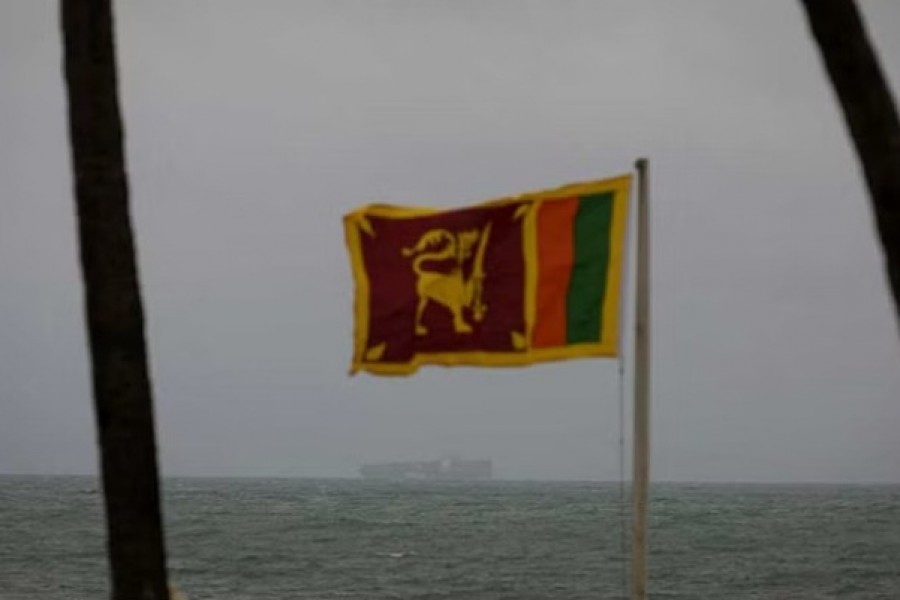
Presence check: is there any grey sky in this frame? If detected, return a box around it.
[2,1,898,482]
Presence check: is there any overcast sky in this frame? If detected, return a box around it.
[2,1,899,482]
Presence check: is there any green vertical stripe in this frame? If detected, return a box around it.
[566,192,613,344]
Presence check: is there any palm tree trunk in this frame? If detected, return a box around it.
[60,1,169,598]
[799,0,900,326]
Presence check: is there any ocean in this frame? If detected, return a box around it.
[1,476,898,599]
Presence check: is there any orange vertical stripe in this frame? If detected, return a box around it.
[533,197,579,348]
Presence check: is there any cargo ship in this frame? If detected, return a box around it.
[359,457,492,481]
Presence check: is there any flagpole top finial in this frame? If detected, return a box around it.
[634,157,648,171]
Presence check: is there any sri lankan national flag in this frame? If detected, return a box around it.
[344,175,631,376]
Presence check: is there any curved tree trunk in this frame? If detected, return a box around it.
[60,1,169,598]
[799,0,900,328]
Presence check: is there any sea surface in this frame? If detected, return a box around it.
[1,476,898,600]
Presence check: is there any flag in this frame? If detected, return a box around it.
[343,175,631,375]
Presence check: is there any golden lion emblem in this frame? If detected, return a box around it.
[402,223,492,336]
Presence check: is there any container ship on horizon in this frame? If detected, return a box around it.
[359,457,492,481]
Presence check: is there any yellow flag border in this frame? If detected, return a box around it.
[343,173,632,376]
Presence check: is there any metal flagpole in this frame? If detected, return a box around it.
[631,158,651,600]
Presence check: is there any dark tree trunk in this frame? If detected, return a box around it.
[60,1,169,598]
[799,0,900,326]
